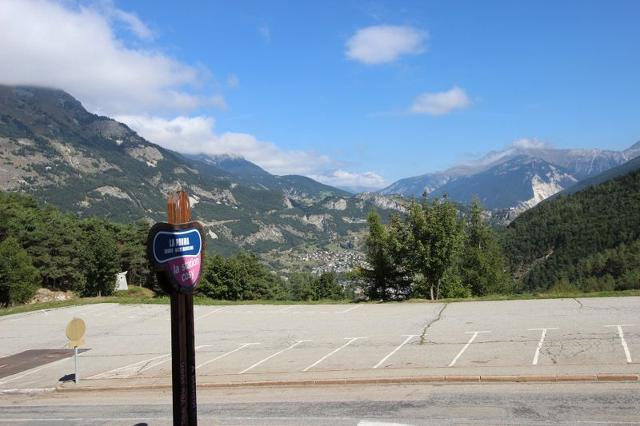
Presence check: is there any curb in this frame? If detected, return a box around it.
[0,387,56,395]
[55,373,640,392]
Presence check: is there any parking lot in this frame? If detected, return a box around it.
[0,297,639,391]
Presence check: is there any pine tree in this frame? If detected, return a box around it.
[362,210,405,300]
[80,220,120,297]
[0,237,40,307]
[461,199,509,296]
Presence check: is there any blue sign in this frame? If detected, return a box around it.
[147,222,205,294]
[152,228,202,264]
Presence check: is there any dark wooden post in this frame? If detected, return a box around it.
[167,191,198,425]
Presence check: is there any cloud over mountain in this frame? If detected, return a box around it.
[117,114,332,176]
[0,0,220,116]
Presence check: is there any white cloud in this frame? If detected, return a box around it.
[100,1,154,41]
[310,170,387,191]
[0,0,221,115]
[510,138,550,150]
[0,1,386,187]
[410,86,471,116]
[117,115,332,176]
[346,25,427,65]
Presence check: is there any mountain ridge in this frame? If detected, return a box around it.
[0,85,404,266]
[380,140,640,211]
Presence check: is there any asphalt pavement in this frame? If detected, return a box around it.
[1,382,640,425]
[1,297,639,391]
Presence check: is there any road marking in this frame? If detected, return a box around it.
[239,340,310,374]
[89,354,170,379]
[529,328,559,365]
[0,357,69,386]
[276,306,294,313]
[89,345,210,379]
[196,343,260,370]
[448,331,491,367]
[140,345,211,373]
[195,308,225,321]
[606,324,634,363]
[303,337,367,372]
[337,305,362,314]
[373,335,418,369]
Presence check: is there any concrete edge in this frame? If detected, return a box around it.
[53,374,640,392]
[0,387,56,395]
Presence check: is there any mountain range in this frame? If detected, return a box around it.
[2,84,639,266]
[381,140,640,211]
[0,85,405,266]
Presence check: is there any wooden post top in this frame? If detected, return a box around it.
[167,190,191,225]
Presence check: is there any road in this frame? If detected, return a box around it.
[1,382,640,425]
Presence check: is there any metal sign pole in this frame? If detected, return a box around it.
[74,346,79,383]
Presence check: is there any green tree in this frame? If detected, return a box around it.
[405,198,464,300]
[460,199,509,296]
[112,220,150,287]
[362,210,406,300]
[199,254,229,299]
[287,272,315,301]
[0,237,40,307]
[199,252,287,301]
[79,220,120,297]
[8,206,85,291]
[314,272,344,300]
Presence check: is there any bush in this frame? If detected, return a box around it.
[0,237,40,307]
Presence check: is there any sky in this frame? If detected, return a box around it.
[0,0,639,190]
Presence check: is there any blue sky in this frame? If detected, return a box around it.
[1,1,639,190]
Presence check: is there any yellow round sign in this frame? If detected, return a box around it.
[66,318,86,342]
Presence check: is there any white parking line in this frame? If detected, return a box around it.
[0,357,69,386]
[337,305,362,314]
[89,354,170,379]
[373,335,418,369]
[239,340,310,374]
[196,343,259,370]
[448,331,491,367]
[140,345,211,373]
[303,337,367,372]
[529,328,559,365]
[195,308,225,321]
[606,324,634,363]
[89,345,210,379]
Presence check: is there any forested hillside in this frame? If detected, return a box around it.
[503,167,640,292]
[0,191,149,305]
[0,191,352,306]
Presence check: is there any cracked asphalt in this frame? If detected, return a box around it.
[0,297,639,391]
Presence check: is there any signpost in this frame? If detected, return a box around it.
[147,191,204,426]
[65,317,86,384]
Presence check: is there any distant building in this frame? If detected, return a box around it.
[115,272,128,291]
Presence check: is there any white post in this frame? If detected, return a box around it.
[74,346,79,383]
